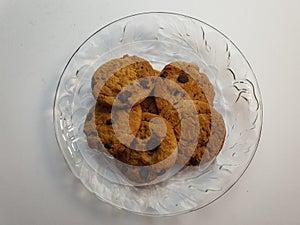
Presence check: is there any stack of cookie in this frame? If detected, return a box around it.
[84,55,226,184]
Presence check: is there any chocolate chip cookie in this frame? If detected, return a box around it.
[92,55,156,108]
[166,62,215,104]
[158,100,225,166]
[84,103,178,183]
[116,112,178,183]
[83,102,142,153]
[154,64,208,110]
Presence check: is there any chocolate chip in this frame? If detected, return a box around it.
[177,74,189,83]
[174,90,180,95]
[189,157,200,166]
[118,91,132,103]
[159,72,168,79]
[86,113,93,121]
[140,79,149,88]
[139,168,149,180]
[104,142,112,149]
[105,119,112,125]
[157,169,166,176]
[147,147,159,156]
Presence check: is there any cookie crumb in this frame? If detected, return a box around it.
[104,142,112,149]
[105,119,112,125]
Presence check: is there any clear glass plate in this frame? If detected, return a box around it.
[53,12,263,216]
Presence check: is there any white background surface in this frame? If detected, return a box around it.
[1,0,300,224]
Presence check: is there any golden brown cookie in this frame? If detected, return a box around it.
[188,108,226,166]
[84,104,178,183]
[154,62,214,110]
[83,106,101,149]
[83,102,142,153]
[92,55,156,108]
[158,100,225,166]
[117,112,178,183]
[168,62,215,104]
[140,96,159,114]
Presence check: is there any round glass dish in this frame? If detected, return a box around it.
[53,12,263,216]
